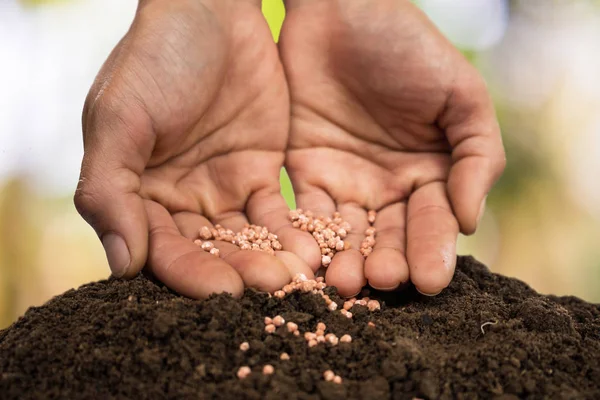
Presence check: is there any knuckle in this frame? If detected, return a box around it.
[87,90,123,125]
[496,153,507,172]
[73,177,100,221]
[84,71,146,130]
[83,75,120,125]
[492,151,507,178]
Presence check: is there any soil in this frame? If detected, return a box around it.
[1,256,599,400]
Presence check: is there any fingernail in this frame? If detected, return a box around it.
[477,196,487,225]
[102,233,130,278]
[416,288,443,297]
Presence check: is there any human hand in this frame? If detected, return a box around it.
[75,0,313,299]
[279,0,506,296]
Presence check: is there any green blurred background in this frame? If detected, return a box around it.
[1,0,599,329]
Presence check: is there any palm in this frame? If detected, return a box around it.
[280,0,503,296]
[134,3,286,218]
[81,1,312,298]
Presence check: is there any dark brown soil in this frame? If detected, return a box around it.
[1,256,599,399]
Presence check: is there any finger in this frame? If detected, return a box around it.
[75,102,153,279]
[406,181,459,295]
[327,202,369,295]
[172,212,214,239]
[212,211,249,233]
[325,249,366,298]
[275,251,315,280]
[337,203,369,250]
[246,188,321,271]
[144,200,244,299]
[216,241,292,293]
[364,202,409,291]
[439,64,506,235]
[174,210,293,292]
[294,189,337,217]
[173,208,313,291]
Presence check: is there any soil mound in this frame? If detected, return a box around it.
[1,256,599,399]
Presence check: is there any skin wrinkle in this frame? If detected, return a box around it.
[84,106,154,175]
[160,249,203,274]
[290,87,451,155]
[212,210,247,228]
[136,7,235,166]
[147,147,281,178]
[207,155,242,214]
[338,79,451,153]
[450,148,491,166]
[373,245,405,255]
[291,141,392,173]
[339,48,448,130]
[108,166,142,194]
[289,159,394,208]
[138,166,202,214]
[178,150,278,216]
[246,190,288,227]
[148,221,179,238]
[101,21,168,116]
[289,113,391,161]
[78,168,139,223]
[333,51,446,123]
[406,203,453,224]
[439,87,499,153]
[330,3,457,144]
[148,77,280,165]
[144,82,221,169]
[84,32,134,128]
[133,47,172,117]
[89,63,154,142]
[288,179,337,208]
[151,62,280,169]
[373,246,405,257]
[444,114,490,150]
[289,149,374,188]
[225,87,288,151]
[290,88,399,151]
[290,146,451,210]
[163,15,201,66]
[374,226,406,239]
[398,165,450,196]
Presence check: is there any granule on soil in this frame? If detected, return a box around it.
[1,256,599,399]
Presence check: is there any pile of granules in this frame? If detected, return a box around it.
[193,209,378,269]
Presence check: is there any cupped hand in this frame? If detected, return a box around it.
[75,0,313,299]
[279,0,506,296]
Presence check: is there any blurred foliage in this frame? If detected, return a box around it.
[0,180,43,327]
[262,0,286,42]
[489,107,550,205]
[280,168,296,210]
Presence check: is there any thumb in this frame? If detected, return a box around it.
[440,66,506,235]
[75,99,153,278]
